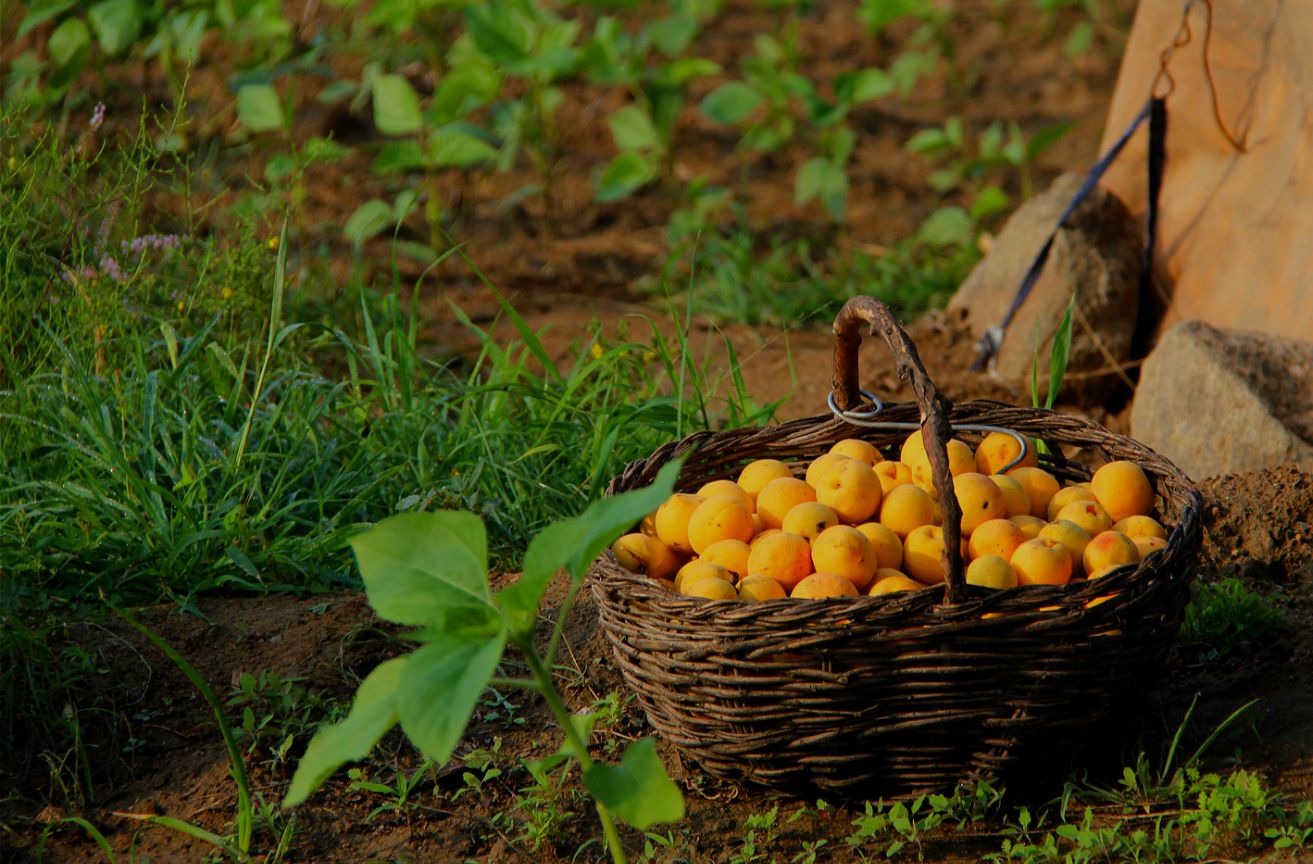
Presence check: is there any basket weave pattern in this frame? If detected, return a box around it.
[589,299,1202,795]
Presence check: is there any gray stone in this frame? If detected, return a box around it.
[949,172,1143,397]
[1130,320,1313,480]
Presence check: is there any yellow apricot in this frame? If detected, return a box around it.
[1056,499,1114,537]
[830,438,882,466]
[967,518,1027,562]
[1007,467,1062,519]
[814,458,883,525]
[697,479,755,513]
[756,477,818,531]
[1038,519,1092,575]
[674,559,732,593]
[805,452,853,488]
[1132,534,1169,558]
[791,572,859,599]
[745,531,814,592]
[1090,461,1155,523]
[1046,484,1097,522]
[781,501,840,542]
[975,432,1040,475]
[1083,531,1141,576]
[903,524,949,585]
[683,575,738,600]
[736,459,795,501]
[1112,515,1167,540]
[1011,514,1047,539]
[953,473,1007,536]
[699,539,752,582]
[737,574,787,601]
[688,495,755,554]
[910,439,975,494]
[966,554,1018,589]
[749,528,780,550]
[810,525,879,591]
[900,429,928,467]
[874,460,914,495]
[869,572,925,595]
[610,533,681,581]
[1010,538,1073,586]
[855,522,904,571]
[654,493,704,555]
[991,472,1032,519]
[878,483,936,538]
[640,513,659,537]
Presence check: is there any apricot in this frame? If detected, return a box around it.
[610,533,681,581]
[682,575,738,600]
[910,439,975,494]
[756,477,817,531]
[745,531,814,592]
[1056,499,1114,537]
[903,524,949,585]
[1046,485,1097,522]
[966,554,1018,589]
[697,479,755,513]
[805,452,853,488]
[967,518,1027,562]
[953,473,1007,536]
[869,572,925,595]
[810,525,879,591]
[791,573,859,599]
[878,483,936,538]
[1010,514,1047,539]
[855,522,904,571]
[654,493,704,555]
[674,560,732,593]
[1083,531,1141,577]
[1132,534,1169,558]
[640,513,659,537]
[874,460,914,495]
[975,431,1039,475]
[1090,461,1154,522]
[1008,466,1062,519]
[814,459,883,524]
[737,574,787,601]
[830,438,882,466]
[781,501,840,542]
[1112,515,1167,540]
[1010,538,1073,586]
[699,538,752,582]
[991,472,1032,519]
[1038,519,1092,575]
[687,495,755,554]
[736,459,795,501]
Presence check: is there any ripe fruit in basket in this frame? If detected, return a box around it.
[1056,499,1114,536]
[683,575,738,600]
[674,559,733,593]
[830,438,882,466]
[697,479,755,512]
[1011,514,1046,539]
[968,518,1026,562]
[756,477,817,530]
[874,460,913,494]
[736,459,794,501]
[869,572,924,595]
[746,531,814,592]
[1083,530,1141,576]
[738,574,787,601]
[1008,466,1061,518]
[953,473,1007,535]
[1113,514,1167,540]
[688,495,755,554]
[806,452,853,487]
[1132,534,1169,557]
[811,525,879,591]
[700,538,751,582]
[975,432,1039,475]
[855,522,903,571]
[1091,460,1155,522]
[903,524,950,585]
[1046,484,1097,521]
[611,533,681,581]
[1010,538,1073,586]
[815,458,883,524]
[792,572,859,599]
[782,501,840,541]
[909,439,975,494]
[966,554,1017,589]
[879,483,936,538]
[1038,519,1092,575]
[654,493,704,555]
[991,472,1032,519]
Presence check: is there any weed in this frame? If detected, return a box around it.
[226,670,344,772]
[1179,578,1290,661]
[347,758,437,822]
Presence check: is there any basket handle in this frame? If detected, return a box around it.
[832,297,967,605]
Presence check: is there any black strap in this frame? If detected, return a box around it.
[970,96,1164,372]
[1142,97,1167,300]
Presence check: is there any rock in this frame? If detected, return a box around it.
[1131,320,1313,479]
[949,172,1143,398]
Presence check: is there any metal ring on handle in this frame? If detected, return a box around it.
[827,390,1033,474]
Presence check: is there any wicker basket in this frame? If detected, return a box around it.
[589,297,1202,796]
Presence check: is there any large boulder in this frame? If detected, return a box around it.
[1131,320,1313,480]
[949,172,1144,399]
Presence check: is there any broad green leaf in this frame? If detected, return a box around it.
[373,140,426,175]
[432,63,501,123]
[18,0,77,38]
[464,3,531,64]
[350,511,491,626]
[236,84,285,133]
[497,459,682,637]
[47,18,90,86]
[594,151,658,202]
[608,106,660,153]
[344,200,393,250]
[429,126,496,168]
[970,185,1010,220]
[665,57,720,85]
[88,0,141,55]
[890,49,936,97]
[699,82,762,125]
[583,738,684,829]
[396,628,506,767]
[857,0,919,33]
[917,206,974,249]
[282,656,407,807]
[794,158,848,221]
[905,127,949,155]
[372,74,423,136]
[843,68,895,103]
[1065,21,1095,58]
[645,15,698,56]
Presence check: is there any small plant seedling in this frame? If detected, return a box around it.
[283,461,688,864]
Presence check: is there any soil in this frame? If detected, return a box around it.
[8,0,1313,861]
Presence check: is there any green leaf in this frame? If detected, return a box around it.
[343,200,393,250]
[282,656,407,807]
[497,459,682,637]
[464,2,531,64]
[1027,121,1075,160]
[917,206,974,249]
[396,628,506,767]
[88,0,141,55]
[594,151,658,202]
[645,15,698,56]
[583,738,684,829]
[1046,294,1076,409]
[794,157,848,221]
[665,57,719,85]
[608,106,660,153]
[372,140,426,175]
[47,17,90,85]
[836,68,894,105]
[429,126,496,168]
[18,0,77,38]
[1065,21,1095,58]
[905,127,949,155]
[350,511,492,627]
[857,0,919,34]
[372,74,423,136]
[970,185,1010,220]
[236,84,285,133]
[699,82,762,125]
